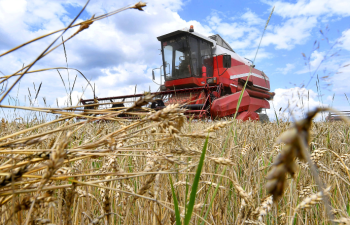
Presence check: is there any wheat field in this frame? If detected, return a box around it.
[0,104,350,225]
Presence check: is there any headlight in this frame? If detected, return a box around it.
[206,77,217,85]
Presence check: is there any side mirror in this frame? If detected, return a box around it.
[152,70,155,80]
[222,55,231,68]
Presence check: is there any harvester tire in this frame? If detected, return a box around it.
[259,114,270,123]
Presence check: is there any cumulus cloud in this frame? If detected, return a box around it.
[266,87,325,121]
[93,63,158,98]
[241,10,265,25]
[296,50,326,74]
[339,29,350,51]
[265,0,350,19]
[309,51,326,69]
[57,90,84,107]
[259,0,350,50]
[332,61,350,95]
[276,63,295,75]
[0,0,206,107]
[207,11,261,50]
[206,5,318,57]
[262,17,318,50]
[205,10,269,63]
[205,0,350,54]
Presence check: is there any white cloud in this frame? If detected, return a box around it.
[205,0,350,54]
[258,0,350,52]
[207,11,261,43]
[207,7,316,56]
[206,11,266,60]
[266,0,350,19]
[296,50,325,74]
[262,17,317,49]
[276,63,295,75]
[57,90,84,107]
[242,0,350,51]
[339,29,350,51]
[0,0,67,45]
[332,61,350,95]
[241,48,273,63]
[241,10,264,25]
[309,51,325,69]
[0,0,208,107]
[267,87,325,121]
[93,63,158,98]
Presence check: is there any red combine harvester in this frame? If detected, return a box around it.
[81,26,275,121]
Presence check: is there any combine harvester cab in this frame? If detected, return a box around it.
[81,25,274,121]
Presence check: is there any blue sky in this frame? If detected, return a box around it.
[0,0,349,120]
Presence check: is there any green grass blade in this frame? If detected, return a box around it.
[233,6,274,120]
[274,110,279,125]
[271,100,279,125]
[198,183,212,218]
[169,174,182,225]
[199,121,235,220]
[184,135,209,225]
[184,174,189,216]
[200,167,227,225]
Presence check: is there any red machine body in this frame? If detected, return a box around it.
[81,26,274,121]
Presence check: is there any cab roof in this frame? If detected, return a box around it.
[157,27,216,46]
